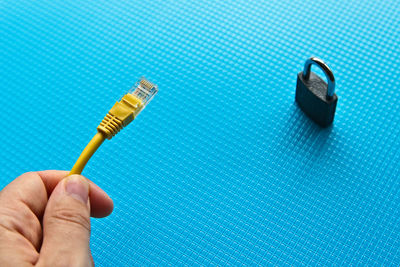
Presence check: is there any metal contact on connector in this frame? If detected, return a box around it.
[139,78,155,91]
[128,77,158,107]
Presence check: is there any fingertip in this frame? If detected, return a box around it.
[36,170,69,194]
[64,175,90,204]
[92,197,114,218]
[37,170,69,180]
[88,182,114,218]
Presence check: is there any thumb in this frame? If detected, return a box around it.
[38,175,93,266]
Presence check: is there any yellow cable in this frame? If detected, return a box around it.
[70,132,106,175]
[69,77,158,175]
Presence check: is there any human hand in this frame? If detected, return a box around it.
[0,171,113,266]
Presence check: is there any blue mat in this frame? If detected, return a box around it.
[1,0,400,265]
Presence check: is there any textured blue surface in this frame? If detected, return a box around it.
[1,0,400,265]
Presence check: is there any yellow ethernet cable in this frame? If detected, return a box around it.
[70,78,158,175]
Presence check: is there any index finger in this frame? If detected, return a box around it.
[0,170,113,220]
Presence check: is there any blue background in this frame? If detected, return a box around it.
[1,0,400,265]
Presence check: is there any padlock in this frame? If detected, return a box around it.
[295,57,338,127]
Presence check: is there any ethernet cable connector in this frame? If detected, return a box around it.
[70,77,158,175]
[97,77,158,139]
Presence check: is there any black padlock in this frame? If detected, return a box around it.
[295,57,338,127]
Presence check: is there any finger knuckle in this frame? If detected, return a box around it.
[0,205,40,238]
[47,207,90,232]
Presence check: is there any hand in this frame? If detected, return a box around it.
[0,171,113,266]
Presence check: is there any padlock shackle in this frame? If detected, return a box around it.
[303,57,335,98]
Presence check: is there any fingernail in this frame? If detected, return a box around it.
[65,175,89,204]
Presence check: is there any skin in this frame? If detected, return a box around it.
[0,170,114,267]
